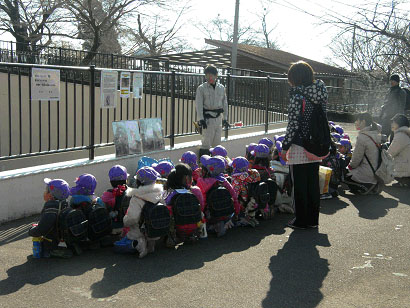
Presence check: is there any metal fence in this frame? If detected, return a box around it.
[0,62,294,162]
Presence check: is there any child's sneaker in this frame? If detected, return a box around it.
[113,236,136,254]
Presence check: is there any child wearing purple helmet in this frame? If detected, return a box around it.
[115,166,164,257]
[181,151,202,183]
[230,157,261,227]
[102,165,130,233]
[245,143,258,168]
[197,155,240,237]
[28,178,73,258]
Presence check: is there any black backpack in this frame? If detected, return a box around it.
[58,205,88,245]
[404,88,410,110]
[247,181,270,209]
[300,98,331,157]
[87,203,113,241]
[206,184,234,218]
[115,193,131,221]
[265,179,278,205]
[171,192,202,225]
[141,201,171,238]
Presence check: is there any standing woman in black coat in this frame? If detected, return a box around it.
[280,61,329,229]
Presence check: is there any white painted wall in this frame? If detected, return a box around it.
[0,127,286,224]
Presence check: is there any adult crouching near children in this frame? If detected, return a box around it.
[280,61,330,230]
[388,114,410,187]
[195,65,230,158]
[344,113,382,194]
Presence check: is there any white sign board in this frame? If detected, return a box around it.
[101,70,118,108]
[120,71,131,98]
[31,68,60,101]
[133,72,143,99]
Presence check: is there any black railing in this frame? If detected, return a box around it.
[0,62,386,163]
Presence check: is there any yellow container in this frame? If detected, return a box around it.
[319,166,332,194]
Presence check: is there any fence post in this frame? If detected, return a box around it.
[10,41,14,63]
[170,71,176,148]
[89,65,96,160]
[225,74,231,140]
[59,47,62,65]
[111,54,114,68]
[265,76,270,133]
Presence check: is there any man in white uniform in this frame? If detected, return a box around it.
[195,65,230,157]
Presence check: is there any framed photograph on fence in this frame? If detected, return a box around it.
[112,120,142,157]
[139,118,165,152]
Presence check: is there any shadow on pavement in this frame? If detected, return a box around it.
[90,215,289,299]
[382,186,410,206]
[0,214,289,298]
[341,191,398,220]
[320,197,350,215]
[0,217,37,246]
[262,229,330,308]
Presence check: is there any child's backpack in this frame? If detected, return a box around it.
[71,195,112,241]
[206,184,234,218]
[171,192,202,225]
[247,181,270,209]
[58,204,88,245]
[141,201,171,238]
[115,193,131,220]
[261,178,277,206]
[87,203,113,241]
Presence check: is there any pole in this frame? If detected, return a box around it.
[89,65,96,160]
[231,0,240,75]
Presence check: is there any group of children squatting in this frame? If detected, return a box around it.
[29,124,351,259]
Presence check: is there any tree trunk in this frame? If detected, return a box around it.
[81,29,101,66]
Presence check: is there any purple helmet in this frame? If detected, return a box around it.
[70,174,97,196]
[109,165,129,181]
[180,151,198,170]
[246,143,258,155]
[334,125,344,135]
[259,137,274,149]
[135,166,160,184]
[251,144,270,158]
[152,161,175,178]
[44,178,70,200]
[210,145,228,157]
[230,156,249,174]
[331,133,342,142]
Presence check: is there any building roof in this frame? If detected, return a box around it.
[205,39,353,77]
[141,39,354,77]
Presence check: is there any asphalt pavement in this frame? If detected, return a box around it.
[1,185,409,308]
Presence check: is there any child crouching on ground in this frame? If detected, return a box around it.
[181,151,202,184]
[163,163,206,246]
[115,167,164,258]
[102,165,129,234]
[230,157,261,227]
[197,155,240,237]
[28,178,73,258]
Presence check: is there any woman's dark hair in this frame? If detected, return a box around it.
[110,180,126,188]
[204,65,218,75]
[356,112,378,131]
[287,61,314,87]
[254,157,270,168]
[165,163,192,190]
[391,113,409,128]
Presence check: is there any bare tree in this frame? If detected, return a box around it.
[0,0,66,53]
[195,14,259,45]
[325,0,410,84]
[252,1,279,49]
[65,0,162,65]
[124,1,191,57]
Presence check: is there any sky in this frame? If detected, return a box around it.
[0,0,408,69]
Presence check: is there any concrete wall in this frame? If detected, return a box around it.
[0,126,286,224]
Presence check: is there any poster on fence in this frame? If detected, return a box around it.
[139,118,165,152]
[120,71,131,98]
[31,68,60,101]
[101,70,118,108]
[112,120,142,157]
[133,72,143,99]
